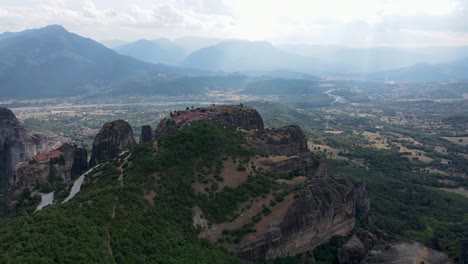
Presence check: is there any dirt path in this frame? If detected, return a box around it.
[116,153,132,187]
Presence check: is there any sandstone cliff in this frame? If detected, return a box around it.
[154,105,264,139]
[140,125,153,144]
[338,230,453,264]
[236,176,356,260]
[253,125,308,157]
[0,108,46,184]
[89,120,136,167]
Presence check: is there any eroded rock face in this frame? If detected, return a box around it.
[354,182,371,221]
[254,126,308,157]
[338,231,453,264]
[7,143,88,209]
[140,125,153,144]
[57,143,88,180]
[0,108,46,183]
[236,176,356,260]
[154,105,264,138]
[89,120,136,167]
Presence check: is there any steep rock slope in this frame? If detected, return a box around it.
[0,108,46,184]
[338,230,453,264]
[154,105,264,139]
[89,120,136,167]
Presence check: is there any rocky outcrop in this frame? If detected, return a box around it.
[249,125,325,178]
[154,105,264,138]
[57,143,88,179]
[140,125,153,144]
[237,176,356,260]
[354,182,370,221]
[338,231,453,264]
[253,126,308,157]
[8,143,88,204]
[89,120,136,167]
[0,108,46,184]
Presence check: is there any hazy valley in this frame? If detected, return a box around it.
[0,23,467,264]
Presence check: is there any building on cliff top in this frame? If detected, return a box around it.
[32,150,63,163]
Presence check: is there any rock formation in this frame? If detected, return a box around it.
[7,143,88,207]
[0,108,46,184]
[354,182,371,221]
[154,105,264,138]
[140,125,153,144]
[89,120,136,167]
[236,176,356,260]
[338,230,453,264]
[57,143,88,179]
[253,125,308,157]
[158,105,369,261]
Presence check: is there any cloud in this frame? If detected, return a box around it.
[0,0,467,46]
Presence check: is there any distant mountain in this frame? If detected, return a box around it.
[182,40,323,73]
[0,25,180,98]
[280,44,468,73]
[99,40,129,49]
[366,58,468,82]
[0,32,17,42]
[115,39,185,65]
[173,36,228,54]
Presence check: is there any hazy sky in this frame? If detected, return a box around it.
[1,0,468,47]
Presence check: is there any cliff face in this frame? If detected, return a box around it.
[89,120,136,167]
[154,105,264,139]
[0,108,46,184]
[236,176,356,260]
[338,231,453,264]
[140,125,153,144]
[8,143,88,206]
[253,125,308,157]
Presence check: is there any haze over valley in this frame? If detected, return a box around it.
[0,1,467,263]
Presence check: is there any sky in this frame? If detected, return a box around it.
[1,0,468,47]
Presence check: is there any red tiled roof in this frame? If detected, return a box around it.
[33,150,63,163]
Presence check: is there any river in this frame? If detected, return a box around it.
[324,89,347,104]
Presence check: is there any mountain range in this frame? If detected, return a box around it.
[115,39,186,65]
[111,36,468,77]
[0,25,179,98]
[1,25,468,99]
